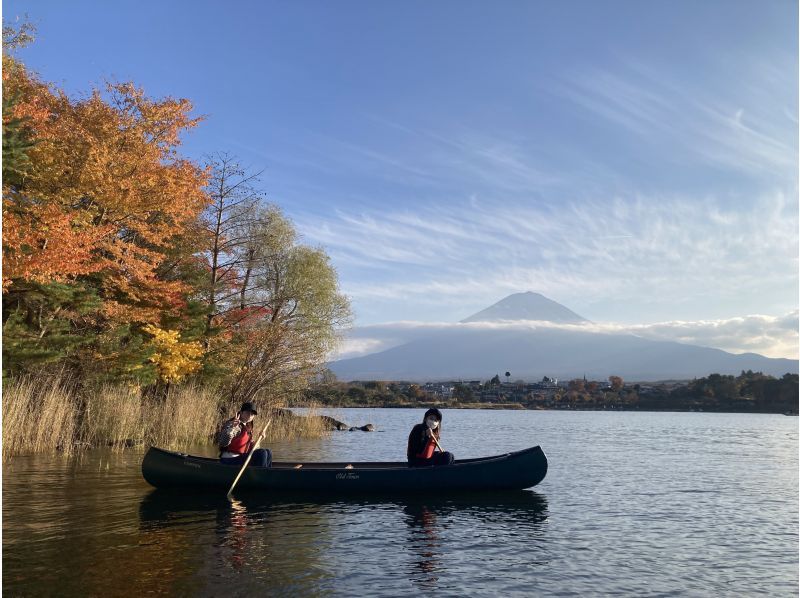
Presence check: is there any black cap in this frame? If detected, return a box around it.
[423,408,442,421]
[240,402,258,415]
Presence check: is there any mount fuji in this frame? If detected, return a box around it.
[329,292,797,382]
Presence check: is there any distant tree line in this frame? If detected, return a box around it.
[303,370,799,414]
[665,371,798,413]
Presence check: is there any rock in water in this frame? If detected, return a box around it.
[318,415,350,430]
[349,424,375,432]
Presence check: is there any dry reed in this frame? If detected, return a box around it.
[218,394,331,442]
[80,384,144,448]
[2,374,79,459]
[264,405,331,442]
[2,375,330,459]
[144,384,221,449]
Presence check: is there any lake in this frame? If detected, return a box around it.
[3,409,798,596]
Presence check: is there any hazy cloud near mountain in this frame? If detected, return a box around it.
[332,311,799,362]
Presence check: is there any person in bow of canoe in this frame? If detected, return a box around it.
[407,408,455,468]
[217,402,272,467]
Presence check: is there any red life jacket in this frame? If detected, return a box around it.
[226,423,253,455]
[416,436,436,459]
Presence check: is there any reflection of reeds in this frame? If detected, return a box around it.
[2,375,330,460]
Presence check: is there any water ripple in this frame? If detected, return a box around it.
[3,410,798,596]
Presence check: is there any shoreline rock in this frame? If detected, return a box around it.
[272,408,374,432]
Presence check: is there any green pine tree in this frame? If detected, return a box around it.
[2,92,37,188]
[2,282,101,377]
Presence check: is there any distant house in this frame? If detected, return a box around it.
[422,383,454,398]
[530,376,559,390]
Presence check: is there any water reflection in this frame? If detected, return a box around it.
[399,492,549,591]
[140,489,548,521]
[6,410,798,596]
[139,490,335,595]
[226,499,249,571]
[403,502,440,587]
[138,490,549,594]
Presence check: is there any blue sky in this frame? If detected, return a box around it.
[5,1,798,358]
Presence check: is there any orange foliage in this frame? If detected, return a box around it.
[2,62,209,323]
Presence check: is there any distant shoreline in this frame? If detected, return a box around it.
[302,372,799,416]
[297,401,798,415]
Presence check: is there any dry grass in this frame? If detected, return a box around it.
[2,374,79,459]
[80,384,144,448]
[2,376,330,460]
[265,406,331,442]
[144,384,221,450]
[218,395,331,443]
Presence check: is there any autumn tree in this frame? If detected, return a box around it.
[2,26,350,395]
[222,217,352,403]
[568,378,586,392]
[194,161,351,399]
[405,384,425,400]
[316,368,339,386]
[609,376,624,391]
[200,153,264,341]
[143,324,204,383]
[2,33,209,380]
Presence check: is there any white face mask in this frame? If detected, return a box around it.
[425,418,439,430]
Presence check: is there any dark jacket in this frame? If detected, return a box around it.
[407,423,438,461]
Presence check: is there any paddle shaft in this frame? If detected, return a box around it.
[226,419,271,498]
[430,429,444,452]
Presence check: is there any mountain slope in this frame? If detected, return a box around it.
[461,291,588,323]
[330,327,796,381]
[330,292,797,381]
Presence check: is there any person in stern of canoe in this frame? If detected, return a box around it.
[407,408,455,467]
[217,402,272,467]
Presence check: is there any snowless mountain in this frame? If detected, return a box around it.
[329,293,797,382]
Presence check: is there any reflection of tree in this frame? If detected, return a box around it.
[138,491,332,595]
[4,455,208,596]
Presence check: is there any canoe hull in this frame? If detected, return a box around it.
[141,446,548,493]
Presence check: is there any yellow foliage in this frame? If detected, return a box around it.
[143,324,204,383]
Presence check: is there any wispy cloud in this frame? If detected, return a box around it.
[273,54,797,347]
[551,56,798,180]
[298,190,798,323]
[365,115,563,192]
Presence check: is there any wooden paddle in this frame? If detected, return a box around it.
[226,418,271,498]
[429,429,444,453]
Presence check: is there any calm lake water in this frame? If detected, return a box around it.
[3,409,798,596]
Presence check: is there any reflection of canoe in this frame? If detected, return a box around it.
[141,445,548,493]
[138,488,548,528]
[140,487,549,514]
